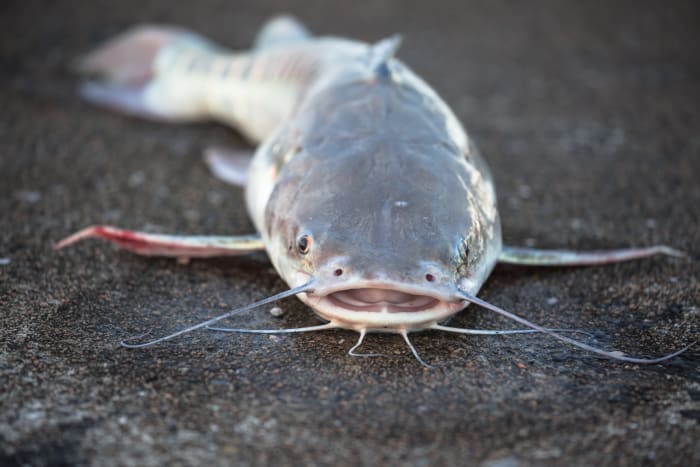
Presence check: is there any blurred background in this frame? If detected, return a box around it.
[1,1,698,466]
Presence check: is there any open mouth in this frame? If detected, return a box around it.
[327,288,439,312]
[300,282,466,330]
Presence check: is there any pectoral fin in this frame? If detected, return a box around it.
[54,225,264,258]
[499,245,685,266]
[203,147,254,187]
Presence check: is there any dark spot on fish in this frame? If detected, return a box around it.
[241,58,253,81]
[334,269,343,276]
[457,263,469,276]
[425,274,435,282]
[373,61,392,80]
[221,62,231,79]
[165,48,183,71]
[187,57,199,73]
[460,238,470,261]
[199,58,211,74]
[187,56,211,74]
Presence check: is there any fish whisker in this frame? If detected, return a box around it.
[120,280,315,348]
[456,289,694,364]
[205,322,336,333]
[347,329,386,358]
[400,330,433,368]
[431,324,593,338]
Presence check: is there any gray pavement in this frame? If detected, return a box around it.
[1,1,698,466]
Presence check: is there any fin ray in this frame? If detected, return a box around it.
[499,245,685,266]
[369,35,402,78]
[54,225,264,258]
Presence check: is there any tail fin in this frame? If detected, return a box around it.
[75,25,211,86]
[74,25,220,121]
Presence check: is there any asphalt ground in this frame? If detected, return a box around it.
[1,1,698,466]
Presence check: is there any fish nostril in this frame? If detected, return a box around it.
[425,273,435,282]
[334,268,343,276]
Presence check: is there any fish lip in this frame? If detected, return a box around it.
[308,280,458,299]
[300,281,466,330]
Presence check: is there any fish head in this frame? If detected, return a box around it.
[263,135,501,332]
[258,77,502,332]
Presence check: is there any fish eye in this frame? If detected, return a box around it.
[296,233,313,255]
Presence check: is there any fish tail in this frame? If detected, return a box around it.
[74,24,222,121]
[74,17,321,141]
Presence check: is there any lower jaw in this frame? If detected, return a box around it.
[300,295,465,332]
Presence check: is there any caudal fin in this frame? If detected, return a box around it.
[75,25,199,86]
[74,25,219,121]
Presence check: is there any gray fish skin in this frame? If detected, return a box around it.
[76,20,503,332]
[244,40,502,331]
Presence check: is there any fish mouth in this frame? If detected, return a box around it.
[327,288,440,312]
[301,284,465,331]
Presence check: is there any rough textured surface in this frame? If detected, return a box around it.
[1,1,698,466]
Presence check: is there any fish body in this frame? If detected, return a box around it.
[58,17,689,363]
[77,21,501,332]
[242,37,501,331]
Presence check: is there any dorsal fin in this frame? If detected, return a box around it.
[369,34,403,79]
